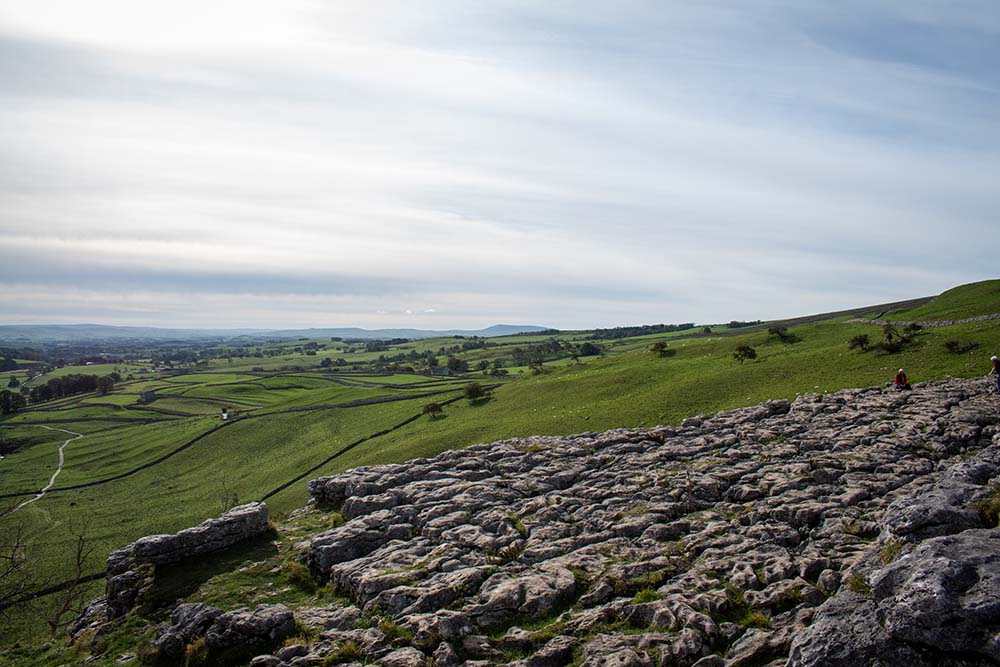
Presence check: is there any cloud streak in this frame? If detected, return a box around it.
[0,1,998,329]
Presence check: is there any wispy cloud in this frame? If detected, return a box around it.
[0,1,997,328]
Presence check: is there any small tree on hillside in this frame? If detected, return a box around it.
[768,326,795,343]
[733,344,757,364]
[96,376,115,395]
[447,356,469,373]
[848,334,871,352]
[422,402,444,419]
[943,339,977,355]
[464,382,489,404]
[649,341,676,358]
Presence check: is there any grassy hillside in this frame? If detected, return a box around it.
[876,279,1000,321]
[1,280,998,654]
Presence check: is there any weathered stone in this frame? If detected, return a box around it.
[151,602,223,660]
[104,503,270,618]
[378,647,428,667]
[204,604,296,653]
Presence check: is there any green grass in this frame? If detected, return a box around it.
[878,280,1000,321]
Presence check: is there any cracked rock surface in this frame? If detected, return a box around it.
[278,378,999,666]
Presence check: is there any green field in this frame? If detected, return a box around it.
[1,280,998,656]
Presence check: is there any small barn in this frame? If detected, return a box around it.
[139,390,157,404]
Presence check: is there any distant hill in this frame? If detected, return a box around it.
[0,323,551,343]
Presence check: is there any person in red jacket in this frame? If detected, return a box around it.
[894,368,911,391]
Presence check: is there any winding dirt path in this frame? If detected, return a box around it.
[9,425,83,513]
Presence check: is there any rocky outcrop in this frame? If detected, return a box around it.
[149,602,295,663]
[787,440,1000,667]
[271,378,999,667]
[105,502,270,618]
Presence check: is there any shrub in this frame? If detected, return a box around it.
[845,573,871,595]
[283,560,317,593]
[733,344,757,364]
[973,484,1000,527]
[378,620,413,644]
[464,382,488,403]
[879,540,903,564]
[631,588,662,604]
[322,640,362,665]
[943,339,978,354]
[847,334,870,351]
[184,637,209,666]
[421,402,444,419]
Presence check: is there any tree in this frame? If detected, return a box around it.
[464,382,489,403]
[422,402,444,419]
[767,326,795,343]
[42,523,95,635]
[943,339,977,355]
[648,341,675,358]
[96,375,115,395]
[0,390,25,415]
[478,360,489,372]
[702,326,712,334]
[447,357,469,373]
[847,334,871,352]
[6,376,19,388]
[733,344,757,364]
[880,325,905,353]
[0,522,34,624]
[320,357,333,368]
[578,342,601,357]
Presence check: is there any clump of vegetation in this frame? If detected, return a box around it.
[283,560,317,593]
[487,543,525,565]
[878,324,921,354]
[184,637,209,666]
[378,619,414,644]
[321,640,363,665]
[508,514,528,538]
[973,484,1000,527]
[421,401,444,419]
[768,326,797,344]
[723,586,770,629]
[847,334,871,352]
[463,382,490,404]
[879,540,903,564]
[648,341,676,358]
[631,588,662,604]
[741,610,771,629]
[943,339,978,355]
[733,344,757,364]
[845,573,871,595]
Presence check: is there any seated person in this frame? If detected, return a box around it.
[894,368,911,390]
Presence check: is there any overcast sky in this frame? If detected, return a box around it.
[0,1,997,329]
